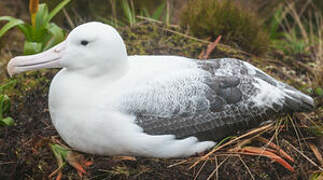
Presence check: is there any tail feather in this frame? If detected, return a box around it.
[282,88,315,112]
[251,66,315,113]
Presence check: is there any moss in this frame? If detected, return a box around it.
[120,23,205,58]
[180,0,270,56]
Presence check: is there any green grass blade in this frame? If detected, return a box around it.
[43,23,65,50]
[152,3,166,20]
[1,95,11,114]
[0,16,20,21]
[17,24,33,41]
[47,0,71,24]
[0,117,15,126]
[0,80,16,93]
[32,4,49,42]
[121,0,131,22]
[213,136,235,149]
[0,17,24,38]
[269,6,284,39]
[121,0,136,25]
[36,4,49,28]
[142,8,151,17]
[0,95,4,118]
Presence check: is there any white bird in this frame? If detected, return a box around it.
[7,22,314,158]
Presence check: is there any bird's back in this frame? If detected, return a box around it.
[116,56,314,141]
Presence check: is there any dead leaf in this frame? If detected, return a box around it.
[308,143,323,166]
[112,156,137,161]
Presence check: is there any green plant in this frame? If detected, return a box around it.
[100,0,168,27]
[267,5,286,40]
[268,1,323,57]
[141,2,166,21]
[121,0,137,26]
[180,0,270,55]
[121,0,168,26]
[310,172,323,180]
[99,0,136,27]
[0,81,16,127]
[0,0,71,55]
[272,29,308,55]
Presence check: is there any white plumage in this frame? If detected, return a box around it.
[7,22,314,158]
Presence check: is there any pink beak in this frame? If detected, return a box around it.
[7,41,66,77]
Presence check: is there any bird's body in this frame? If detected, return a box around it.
[8,22,314,158]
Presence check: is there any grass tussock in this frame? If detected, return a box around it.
[180,0,270,56]
[268,1,323,59]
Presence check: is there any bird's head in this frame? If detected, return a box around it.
[7,22,128,77]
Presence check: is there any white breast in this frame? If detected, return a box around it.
[48,56,215,157]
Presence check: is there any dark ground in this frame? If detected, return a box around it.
[0,2,322,179]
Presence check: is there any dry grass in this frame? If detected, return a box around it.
[168,113,323,179]
[272,1,323,62]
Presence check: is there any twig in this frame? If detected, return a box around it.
[288,115,303,151]
[264,118,284,158]
[166,0,170,25]
[286,2,309,44]
[293,60,315,76]
[199,35,222,59]
[283,139,323,171]
[161,27,211,44]
[160,26,253,57]
[238,155,255,180]
[205,35,222,59]
[167,159,188,168]
[0,161,16,165]
[240,146,294,172]
[48,162,65,178]
[256,136,294,162]
[190,123,273,169]
[308,143,323,166]
[215,156,219,180]
[193,158,208,180]
[136,16,179,28]
[63,8,75,29]
[206,156,229,180]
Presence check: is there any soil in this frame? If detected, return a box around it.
[0,2,322,180]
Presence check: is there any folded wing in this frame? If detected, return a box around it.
[117,58,314,141]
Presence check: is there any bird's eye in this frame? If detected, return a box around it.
[80,40,89,46]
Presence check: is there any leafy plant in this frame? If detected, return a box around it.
[268,1,323,57]
[180,0,270,55]
[0,81,16,127]
[101,0,168,27]
[0,0,71,55]
[141,3,166,21]
[121,0,168,26]
[267,5,286,40]
[272,29,308,55]
[50,143,93,178]
[121,0,136,26]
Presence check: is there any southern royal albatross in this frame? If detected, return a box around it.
[7,22,314,158]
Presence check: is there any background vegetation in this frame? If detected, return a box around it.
[0,0,322,179]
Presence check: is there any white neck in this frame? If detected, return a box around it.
[67,55,129,82]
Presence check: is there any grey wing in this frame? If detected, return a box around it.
[117,58,314,141]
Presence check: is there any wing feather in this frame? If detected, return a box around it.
[116,58,311,141]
